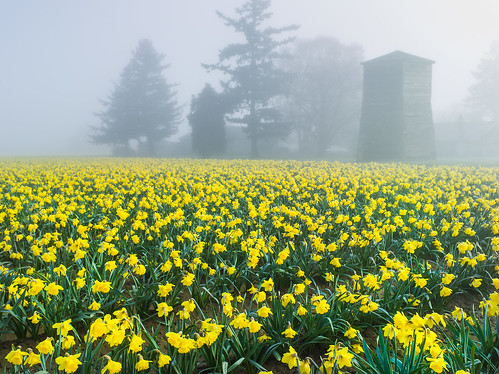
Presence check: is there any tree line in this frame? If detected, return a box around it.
[91,0,498,159]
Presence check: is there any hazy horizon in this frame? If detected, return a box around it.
[1,1,498,156]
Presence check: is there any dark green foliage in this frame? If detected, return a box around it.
[188,84,228,158]
[443,309,499,374]
[91,39,182,157]
[356,328,428,374]
[204,0,298,158]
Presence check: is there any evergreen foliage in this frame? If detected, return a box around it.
[92,39,181,156]
[205,0,298,158]
[188,84,228,158]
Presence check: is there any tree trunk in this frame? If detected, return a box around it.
[249,100,259,159]
[146,136,156,157]
[250,133,259,159]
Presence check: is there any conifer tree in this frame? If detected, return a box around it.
[205,0,298,158]
[92,39,181,156]
[188,84,228,158]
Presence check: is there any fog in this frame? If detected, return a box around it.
[1,1,498,158]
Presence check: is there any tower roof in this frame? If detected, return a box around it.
[362,50,435,65]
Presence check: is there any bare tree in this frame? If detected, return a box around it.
[466,41,499,122]
[281,37,363,157]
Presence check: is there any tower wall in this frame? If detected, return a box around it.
[357,51,436,162]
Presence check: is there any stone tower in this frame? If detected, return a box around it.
[357,51,436,162]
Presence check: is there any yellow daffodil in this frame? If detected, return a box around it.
[55,353,82,373]
[6,349,28,365]
[101,357,122,374]
[36,338,54,355]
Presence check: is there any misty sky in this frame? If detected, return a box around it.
[1,1,498,156]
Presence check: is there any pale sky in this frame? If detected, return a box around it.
[1,1,498,156]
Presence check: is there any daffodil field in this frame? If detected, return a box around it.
[2,159,499,374]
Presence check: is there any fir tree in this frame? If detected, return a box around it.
[92,39,181,156]
[205,0,298,158]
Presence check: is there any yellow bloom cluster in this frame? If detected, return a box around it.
[1,159,498,373]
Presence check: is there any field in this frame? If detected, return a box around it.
[1,158,499,374]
